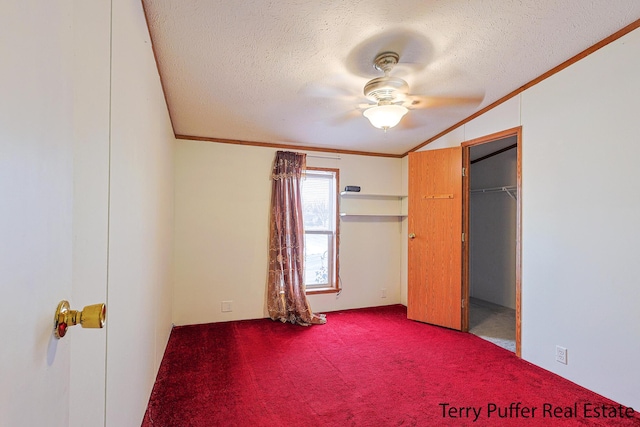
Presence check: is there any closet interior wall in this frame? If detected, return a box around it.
[469,139,517,309]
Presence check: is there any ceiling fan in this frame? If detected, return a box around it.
[361,51,481,131]
[362,52,411,131]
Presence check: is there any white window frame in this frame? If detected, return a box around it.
[302,167,339,294]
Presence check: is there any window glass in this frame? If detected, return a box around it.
[303,233,329,286]
[302,172,333,231]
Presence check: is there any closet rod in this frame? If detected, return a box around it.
[470,186,517,200]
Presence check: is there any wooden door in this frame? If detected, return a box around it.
[408,147,463,330]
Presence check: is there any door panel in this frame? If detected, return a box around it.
[1,2,76,425]
[408,148,463,330]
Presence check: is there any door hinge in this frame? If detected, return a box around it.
[462,167,466,177]
[462,232,465,242]
[462,299,465,309]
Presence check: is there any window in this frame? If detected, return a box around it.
[301,167,339,293]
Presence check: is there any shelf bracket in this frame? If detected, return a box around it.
[503,186,517,200]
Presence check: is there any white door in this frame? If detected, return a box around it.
[0,1,110,426]
[407,148,464,330]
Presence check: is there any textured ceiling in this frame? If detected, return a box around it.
[143,1,640,156]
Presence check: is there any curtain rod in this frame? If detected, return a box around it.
[306,154,341,160]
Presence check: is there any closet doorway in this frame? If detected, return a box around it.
[462,127,521,356]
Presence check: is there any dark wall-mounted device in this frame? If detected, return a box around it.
[344,186,361,192]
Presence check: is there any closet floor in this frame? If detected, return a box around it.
[469,297,515,352]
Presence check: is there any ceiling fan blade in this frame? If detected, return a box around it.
[300,73,366,99]
[388,62,425,78]
[327,109,362,126]
[300,83,358,100]
[357,102,376,110]
[404,95,483,110]
[395,112,421,130]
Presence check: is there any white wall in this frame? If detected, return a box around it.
[469,145,517,308]
[520,27,640,409]
[105,1,175,426]
[173,140,404,325]
[411,27,640,409]
[309,152,405,314]
[400,155,409,306]
[70,1,111,425]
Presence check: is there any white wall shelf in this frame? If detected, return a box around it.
[339,213,408,217]
[339,192,407,218]
[340,192,407,198]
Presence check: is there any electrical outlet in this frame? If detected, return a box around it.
[381,288,387,298]
[556,345,567,364]
[221,301,233,312]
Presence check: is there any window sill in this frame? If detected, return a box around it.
[306,287,341,295]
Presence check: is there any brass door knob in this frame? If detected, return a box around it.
[54,300,106,339]
[409,233,416,239]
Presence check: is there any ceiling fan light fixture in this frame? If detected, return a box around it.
[363,104,408,131]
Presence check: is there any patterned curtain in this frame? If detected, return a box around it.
[267,151,326,326]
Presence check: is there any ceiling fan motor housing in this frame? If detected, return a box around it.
[364,76,409,103]
[364,52,409,103]
[373,52,400,73]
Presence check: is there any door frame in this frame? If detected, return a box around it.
[461,126,522,357]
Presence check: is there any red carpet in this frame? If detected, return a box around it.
[142,305,638,426]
